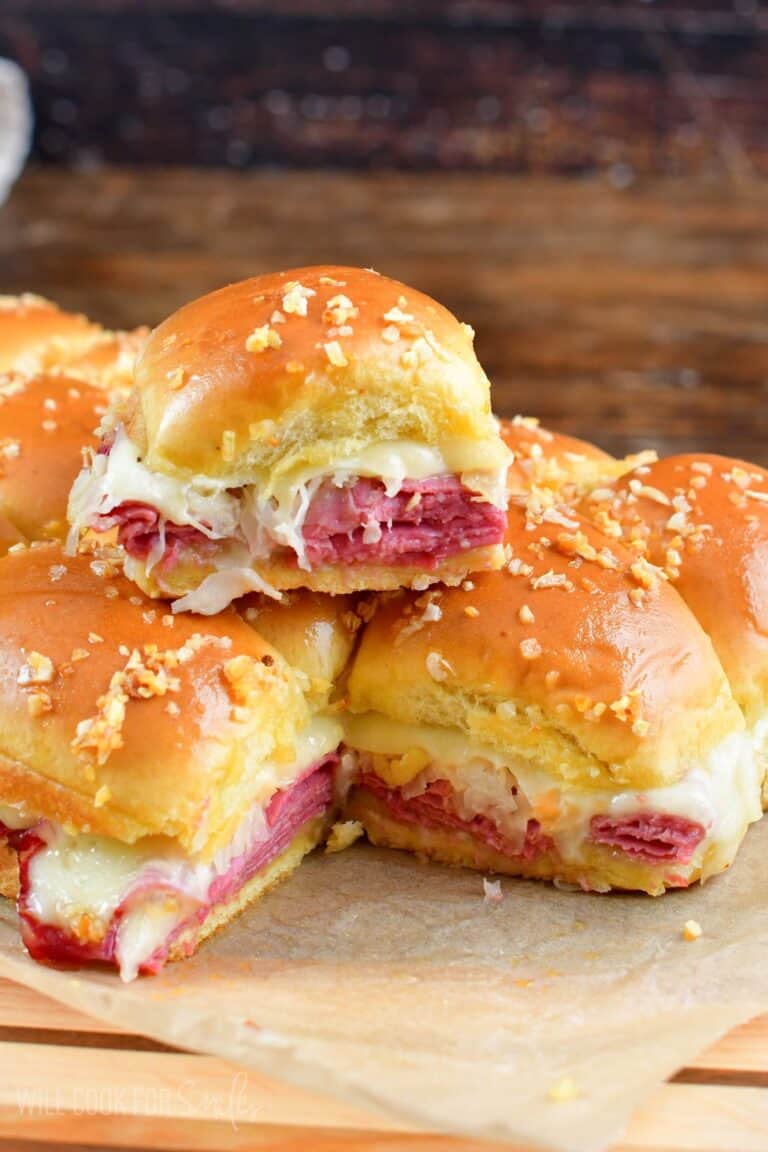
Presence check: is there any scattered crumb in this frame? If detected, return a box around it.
[325,820,365,854]
[27,689,53,717]
[323,340,348,368]
[683,919,702,942]
[166,366,186,390]
[323,294,358,326]
[245,324,282,353]
[282,280,315,316]
[17,651,55,686]
[482,877,503,904]
[519,638,542,660]
[426,651,454,682]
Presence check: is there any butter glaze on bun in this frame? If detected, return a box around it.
[581,452,768,804]
[0,373,105,542]
[343,501,759,894]
[68,267,512,609]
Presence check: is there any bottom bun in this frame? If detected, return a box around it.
[0,844,17,900]
[130,543,506,609]
[346,788,727,897]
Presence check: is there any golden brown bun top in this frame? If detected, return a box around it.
[581,452,768,721]
[130,266,504,476]
[347,500,740,789]
[238,589,363,700]
[0,294,147,398]
[0,373,105,542]
[0,543,312,854]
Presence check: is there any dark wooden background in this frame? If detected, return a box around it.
[1,1,767,178]
[0,3,766,465]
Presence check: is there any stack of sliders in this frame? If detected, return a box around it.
[0,266,762,982]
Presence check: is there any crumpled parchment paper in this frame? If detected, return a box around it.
[0,820,765,1152]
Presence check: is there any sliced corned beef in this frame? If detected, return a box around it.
[302,476,505,567]
[95,475,505,573]
[356,771,553,860]
[590,812,705,865]
[93,501,216,568]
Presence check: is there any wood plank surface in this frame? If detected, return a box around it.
[1,2,767,178]
[2,166,768,465]
[0,978,764,1152]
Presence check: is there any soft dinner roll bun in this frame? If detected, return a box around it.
[0,294,147,396]
[343,500,759,894]
[0,542,341,979]
[239,589,364,703]
[0,373,105,542]
[581,452,768,806]
[68,266,511,609]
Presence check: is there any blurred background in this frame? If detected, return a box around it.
[0,0,767,459]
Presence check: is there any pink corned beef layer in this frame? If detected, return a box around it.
[0,756,336,976]
[358,772,706,867]
[92,501,218,570]
[302,476,505,567]
[94,475,505,571]
[356,772,553,860]
[590,812,705,864]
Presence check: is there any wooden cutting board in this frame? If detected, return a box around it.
[0,977,764,1151]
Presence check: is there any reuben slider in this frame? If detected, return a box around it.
[0,543,341,980]
[582,453,768,806]
[68,266,511,611]
[343,502,761,894]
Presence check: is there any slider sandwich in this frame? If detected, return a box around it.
[582,453,768,806]
[501,416,653,502]
[0,372,105,543]
[342,502,761,894]
[68,266,512,612]
[0,543,341,980]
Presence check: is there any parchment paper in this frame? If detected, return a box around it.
[0,820,766,1152]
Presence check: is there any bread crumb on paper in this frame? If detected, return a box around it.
[325,820,365,854]
[482,877,503,904]
[683,919,703,941]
